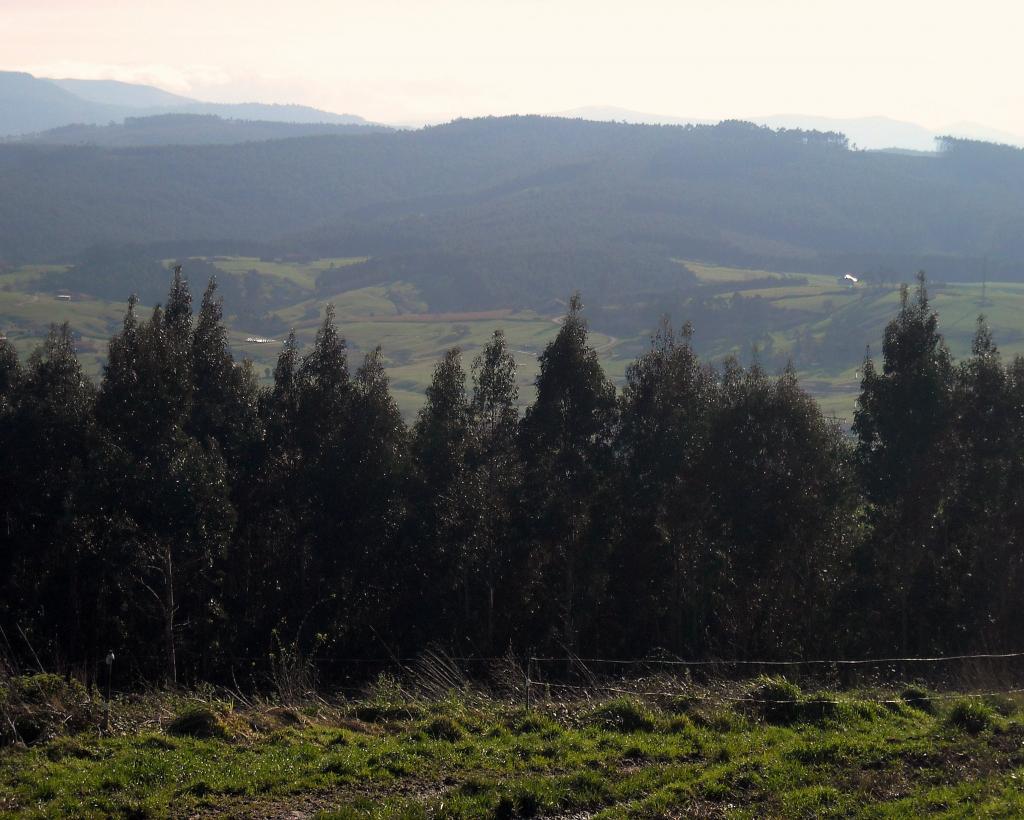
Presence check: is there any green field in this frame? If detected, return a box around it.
[195,257,368,292]
[0,259,617,417]
[2,257,1022,419]
[4,672,1024,818]
[681,260,1024,421]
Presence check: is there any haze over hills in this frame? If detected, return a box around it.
[6,70,1024,150]
[556,106,1024,151]
[4,79,1024,417]
[0,71,375,137]
[2,116,1023,285]
[50,77,196,108]
[21,114,390,147]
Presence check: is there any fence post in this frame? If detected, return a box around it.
[104,650,115,733]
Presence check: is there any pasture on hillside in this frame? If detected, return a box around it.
[0,256,1016,419]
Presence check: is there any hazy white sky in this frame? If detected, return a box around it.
[3,0,1022,129]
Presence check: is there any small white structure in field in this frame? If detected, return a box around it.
[844,274,859,284]
[246,337,277,344]
[56,293,72,301]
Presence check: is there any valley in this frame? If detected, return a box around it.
[1,254,1015,419]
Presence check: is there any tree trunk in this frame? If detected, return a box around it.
[163,544,177,686]
[487,584,495,652]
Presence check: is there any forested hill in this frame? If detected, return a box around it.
[0,70,373,137]
[2,117,1024,309]
[20,114,389,147]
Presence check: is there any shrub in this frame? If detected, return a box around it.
[945,699,993,734]
[661,714,695,734]
[746,676,803,724]
[900,685,936,714]
[567,769,612,803]
[504,787,541,818]
[421,715,464,742]
[691,707,744,733]
[6,674,86,703]
[589,698,656,732]
[983,694,1018,718]
[351,680,424,723]
[0,674,99,745]
[782,785,845,815]
[266,706,303,725]
[165,705,228,739]
[799,691,842,724]
[44,737,99,762]
[505,711,561,737]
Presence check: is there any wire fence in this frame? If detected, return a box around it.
[518,650,1024,707]
[22,647,1024,706]
[526,651,1024,667]
[523,679,1024,706]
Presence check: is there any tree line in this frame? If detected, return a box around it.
[1,271,1021,686]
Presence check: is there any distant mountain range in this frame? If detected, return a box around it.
[20,114,389,147]
[48,78,198,108]
[5,70,1024,152]
[555,106,1024,152]
[0,71,377,138]
[2,116,1023,305]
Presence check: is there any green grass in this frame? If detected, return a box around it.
[4,676,1024,818]
[683,260,797,284]
[0,260,597,418]
[193,256,367,291]
[675,261,1024,421]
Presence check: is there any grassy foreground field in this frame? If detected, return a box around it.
[4,673,1024,818]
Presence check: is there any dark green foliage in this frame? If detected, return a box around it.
[0,324,104,676]
[519,294,617,652]
[707,360,854,656]
[850,274,1024,657]
[588,698,657,733]
[5,266,1024,685]
[945,700,994,734]
[610,316,854,659]
[0,674,99,745]
[504,711,561,737]
[420,715,464,742]
[466,330,522,652]
[0,335,21,408]
[93,273,235,683]
[189,277,263,470]
[41,244,172,305]
[901,686,936,714]
[746,677,804,725]
[165,705,227,739]
[610,319,716,654]
[402,348,474,646]
[6,117,1024,313]
[397,331,522,652]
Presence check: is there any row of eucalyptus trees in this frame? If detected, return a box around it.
[1,272,1021,685]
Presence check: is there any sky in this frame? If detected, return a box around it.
[3,0,1023,130]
